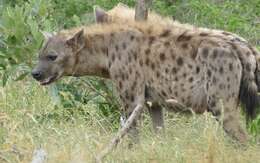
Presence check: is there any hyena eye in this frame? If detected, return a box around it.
[47,55,57,61]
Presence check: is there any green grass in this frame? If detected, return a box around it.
[1,0,260,162]
[1,82,260,162]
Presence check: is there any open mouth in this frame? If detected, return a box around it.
[39,74,59,85]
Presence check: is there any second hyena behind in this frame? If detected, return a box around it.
[94,3,260,121]
[32,15,259,143]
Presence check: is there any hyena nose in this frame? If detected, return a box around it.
[31,70,42,80]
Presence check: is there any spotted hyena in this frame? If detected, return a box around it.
[93,3,260,132]
[32,7,260,143]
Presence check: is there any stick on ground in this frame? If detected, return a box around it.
[95,104,143,163]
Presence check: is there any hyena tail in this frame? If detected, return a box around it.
[239,76,259,123]
[239,48,260,123]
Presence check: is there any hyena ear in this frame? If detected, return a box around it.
[66,29,85,49]
[93,6,108,23]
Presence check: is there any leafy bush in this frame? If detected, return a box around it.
[0,0,55,86]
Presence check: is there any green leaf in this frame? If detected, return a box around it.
[2,70,9,87]
[14,72,29,81]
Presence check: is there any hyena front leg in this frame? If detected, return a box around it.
[112,72,145,144]
[207,96,248,143]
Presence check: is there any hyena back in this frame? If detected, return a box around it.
[94,4,260,122]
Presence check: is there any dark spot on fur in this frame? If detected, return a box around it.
[227,77,230,82]
[156,71,160,78]
[128,54,132,63]
[121,74,125,80]
[202,48,209,58]
[181,43,188,49]
[164,41,170,47]
[188,64,193,69]
[177,31,192,41]
[219,67,224,74]
[189,77,193,82]
[112,53,115,62]
[183,73,187,78]
[145,49,151,55]
[161,91,167,96]
[196,67,200,74]
[139,60,143,67]
[160,53,166,61]
[227,84,230,90]
[148,36,155,45]
[165,68,169,73]
[130,95,135,102]
[115,45,119,51]
[145,58,150,66]
[200,32,209,36]
[133,52,137,61]
[177,57,183,66]
[130,35,135,41]
[207,70,212,77]
[172,67,178,74]
[151,62,155,70]
[174,92,178,96]
[212,49,218,59]
[160,29,171,37]
[119,81,123,89]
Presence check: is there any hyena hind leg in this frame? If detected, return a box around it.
[207,97,248,144]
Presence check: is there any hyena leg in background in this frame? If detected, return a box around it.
[147,102,164,133]
[207,96,248,143]
[145,86,165,133]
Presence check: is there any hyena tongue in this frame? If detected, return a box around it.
[40,76,56,85]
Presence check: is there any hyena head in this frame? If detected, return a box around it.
[32,29,85,85]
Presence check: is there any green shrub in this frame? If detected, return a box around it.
[0,0,55,86]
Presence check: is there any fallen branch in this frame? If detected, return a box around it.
[95,104,143,163]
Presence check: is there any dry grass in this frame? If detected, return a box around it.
[0,81,260,163]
